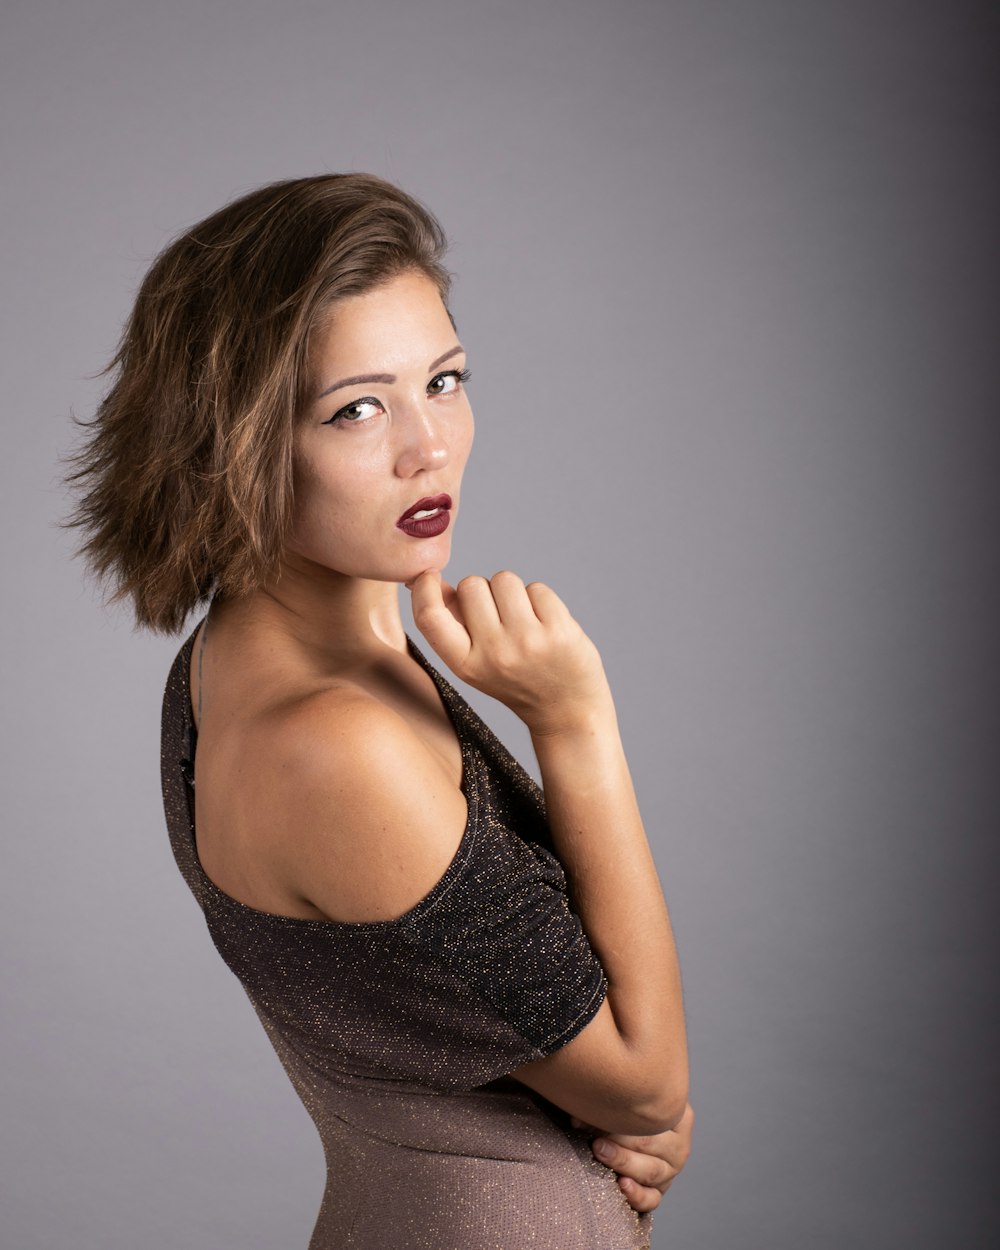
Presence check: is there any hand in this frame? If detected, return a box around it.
[409,570,609,733]
[573,1102,695,1214]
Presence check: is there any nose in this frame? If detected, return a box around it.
[393,401,449,478]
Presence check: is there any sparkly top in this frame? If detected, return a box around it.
[160,621,652,1249]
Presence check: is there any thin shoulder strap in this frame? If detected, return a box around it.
[181,600,214,787]
[196,603,210,730]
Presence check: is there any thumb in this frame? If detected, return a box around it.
[408,570,471,671]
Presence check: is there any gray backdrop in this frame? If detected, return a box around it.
[2,1,997,1246]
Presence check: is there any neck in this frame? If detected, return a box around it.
[213,553,409,664]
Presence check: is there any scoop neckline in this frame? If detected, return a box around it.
[174,623,480,931]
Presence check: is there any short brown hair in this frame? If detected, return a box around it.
[62,173,451,634]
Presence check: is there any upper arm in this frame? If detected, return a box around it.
[267,692,469,924]
[244,691,685,1125]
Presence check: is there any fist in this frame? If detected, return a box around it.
[409,570,610,733]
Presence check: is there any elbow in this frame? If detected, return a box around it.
[607,1011,689,1134]
[630,1088,689,1136]
[600,1098,685,1138]
[624,1065,690,1136]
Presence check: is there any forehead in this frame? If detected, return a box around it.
[310,270,454,372]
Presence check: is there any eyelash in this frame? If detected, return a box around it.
[324,368,471,426]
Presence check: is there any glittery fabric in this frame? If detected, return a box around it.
[160,622,652,1249]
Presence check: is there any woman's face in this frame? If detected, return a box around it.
[287,269,474,585]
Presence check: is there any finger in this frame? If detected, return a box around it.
[488,570,538,632]
[617,1176,664,1214]
[592,1137,673,1190]
[604,1117,692,1173]
[409,571,471,670]
[524,580,571,626]
[439,577,462,623]
[604,1133,686,1172]
[454,574,504,645]
[427,575,465,630]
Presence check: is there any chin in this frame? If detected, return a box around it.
[398,554,452,584]
[351,550,452,587]
[291,528,455,583]
[396,534,454,579]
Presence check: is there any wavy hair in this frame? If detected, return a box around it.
[62,173,451,634]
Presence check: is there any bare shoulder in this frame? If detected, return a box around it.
[257,684,469,924]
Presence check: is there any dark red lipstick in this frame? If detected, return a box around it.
[396,493,452,538]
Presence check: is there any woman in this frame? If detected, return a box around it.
[66,174,692,1249]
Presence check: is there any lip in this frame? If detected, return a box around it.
[396,492,453,539]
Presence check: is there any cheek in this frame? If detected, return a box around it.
[292,446,377,517]
[455,410,475,465]
[288,459,352,548]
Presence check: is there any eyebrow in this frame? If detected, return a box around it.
[316,345,464,400]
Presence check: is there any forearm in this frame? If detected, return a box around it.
[530,693,688,1107]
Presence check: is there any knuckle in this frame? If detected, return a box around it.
[491,568,522,585]
[647,1161,670,1188]
[456,574,486,594]
[520,630,546,659]
[621,1181,660,1213]
[410,599,435,625]
[494,644,518,674]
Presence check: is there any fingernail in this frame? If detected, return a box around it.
[594,1139,613,1161]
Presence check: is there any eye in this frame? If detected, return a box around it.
[323,396,383,426]
[428,368,471,396]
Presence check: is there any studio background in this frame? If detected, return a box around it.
[2,1,997,1247]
